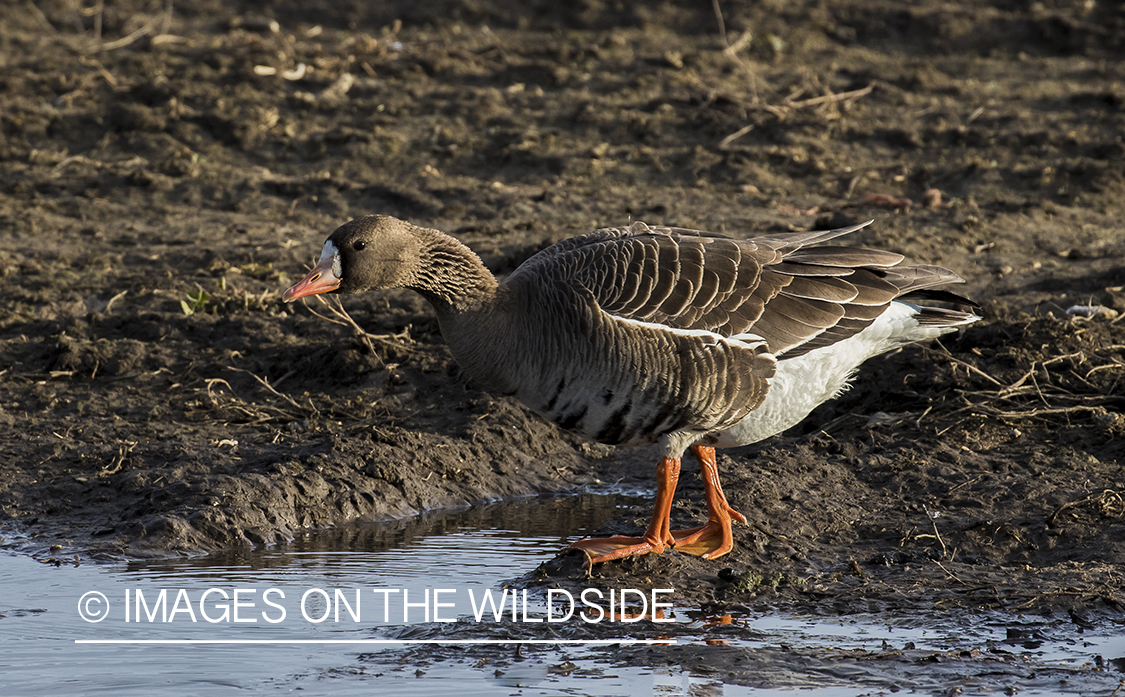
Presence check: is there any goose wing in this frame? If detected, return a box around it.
[517,220,974,359]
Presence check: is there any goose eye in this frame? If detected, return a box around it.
[352,240,367,251]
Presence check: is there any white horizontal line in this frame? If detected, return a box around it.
[74,639,674,645]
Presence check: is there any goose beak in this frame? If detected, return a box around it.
[283,256,341,302]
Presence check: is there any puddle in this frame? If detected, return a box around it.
[2,493,1122,696]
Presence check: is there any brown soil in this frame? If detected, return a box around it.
[2,0,1123,628]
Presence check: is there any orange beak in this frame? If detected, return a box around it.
[283,255,340,302]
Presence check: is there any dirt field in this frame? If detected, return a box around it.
[1,0,1123,626]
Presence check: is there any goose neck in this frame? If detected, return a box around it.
[411,229,498,312]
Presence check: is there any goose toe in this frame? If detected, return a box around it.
[569,535,668,566]
[671,522,736,559]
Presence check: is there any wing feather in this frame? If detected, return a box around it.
[785,246,904,268]
[781,275,860,302]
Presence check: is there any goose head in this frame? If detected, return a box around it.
[283,215,423,301]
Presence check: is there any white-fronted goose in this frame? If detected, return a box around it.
[284,215,980,565]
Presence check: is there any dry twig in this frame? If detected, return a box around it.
[99,440,137,477]
[201,376,299,424]
[918,343,1002,386]
[94,0,174,53]
[234,367,320,418]
[307,294,413,356]
[921,504,948,560]
[1048,489,1124,525]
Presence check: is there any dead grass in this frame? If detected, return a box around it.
[924,323,1125,434]
[306,294,414,358]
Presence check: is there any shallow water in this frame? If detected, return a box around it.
[2,493,1122,696]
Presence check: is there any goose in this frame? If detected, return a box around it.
[283,215,980,565]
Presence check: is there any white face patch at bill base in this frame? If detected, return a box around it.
[319,240,342,279]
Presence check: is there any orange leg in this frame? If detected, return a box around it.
[569,456,680,565]
[672,445,746,559]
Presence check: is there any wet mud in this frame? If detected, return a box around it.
[2,0,1124,681]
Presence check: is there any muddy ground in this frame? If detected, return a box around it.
[2,0,1124,640]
